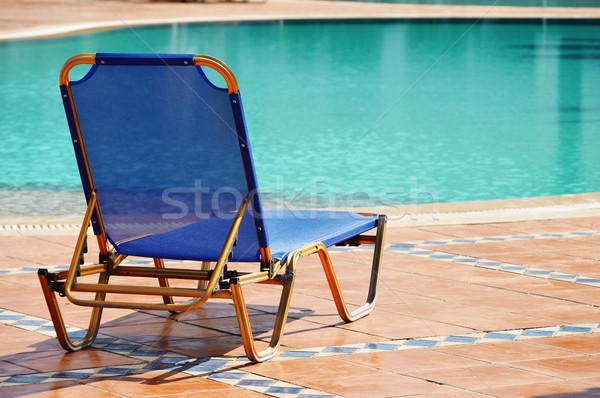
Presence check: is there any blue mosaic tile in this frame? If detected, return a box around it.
[208,372,246,380]
[391,243,416,247]
[52,372,91,380]
[404,340,438,347]
[541,233,564,237]
[501,266,527,272]
[484,333,517,341]
[98,367,138,375]
[512,236,535,240]
[124,260,153,265]
[410,250,433,255]
[105,344,140,351]
[94,337,118,345]
[267,386,305,395]
[431,254,456,259]
[364,343,398,350]
[423,241,448,245]
[0,314,25,321]
[190,359,229,367]
[67,331,89,339]
[482,237,505,241]
[576,278,600,284]
[444,336,479,344]
[387,246,412,252]
[549,274,576,280]
[279,351,318,358]
[521,329,555,337]
[560,326,593,333]
[570,232,593,236]
[144,363,182,370]
[6,376,45,384]
[36,326,58,333]
[299,395,335,398]
[322,346,358,354]
[526,270,552,276]
[131,350,166,357]
[453,258,478,263]
[478,262,502,267]
[453,239,477,243]
[155,356,191,364]
[14,320,46,326]
[237,379,274,387]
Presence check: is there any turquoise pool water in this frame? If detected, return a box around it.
[1,19,600,213]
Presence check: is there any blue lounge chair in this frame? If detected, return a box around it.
[38,53,387,362]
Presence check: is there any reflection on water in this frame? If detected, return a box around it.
[0,20,599,214]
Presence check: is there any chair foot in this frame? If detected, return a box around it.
[319,214,387,322]
[230,271,295,362]
[38,269,105,351]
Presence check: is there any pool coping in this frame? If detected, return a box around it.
[1,0,600,41]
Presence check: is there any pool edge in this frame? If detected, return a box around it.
[1,0,600,42]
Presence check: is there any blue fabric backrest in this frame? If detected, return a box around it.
[69,53,259,248]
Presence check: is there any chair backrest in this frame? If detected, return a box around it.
[60,53,269,253]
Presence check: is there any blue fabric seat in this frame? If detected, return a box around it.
[118,210,378,263]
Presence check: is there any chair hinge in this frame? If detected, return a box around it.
[99,251,115,272]
[261,258,275,279]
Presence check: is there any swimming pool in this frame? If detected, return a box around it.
[1,19,599,214]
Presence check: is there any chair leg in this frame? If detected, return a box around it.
[38,269,107,351]
[230,262,296,362]
[153,258,175,306]
[320,214,387,322]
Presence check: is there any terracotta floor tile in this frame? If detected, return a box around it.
[98,319,228,344]
[559,247,600,261]
[473,381,600,398]
[342,349,485,373]
[418,224,510,239]
[2,349,141,373]
[276,320,389,349]
[0,324,60,355]
[510,355,600,380]
[527,333,600,356]
[153,335,249,358]
[0,360,36,377]
[426,242,528,258]
[384,227,456,242]
[560,216,600,230]
[86,370,247,397]
[249,357,451,396]
[521,305,600,324]
[337,310,474,340]
[504,237,600,251]
[576,375,600,387]
[303,372,456,397]
[0,380,123,398]
[434,341,575,363]
[247,356,382,381]
[406,363,557,390]
[492,220,589,234]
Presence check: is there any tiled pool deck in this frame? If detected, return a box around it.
[2,206,600,397]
